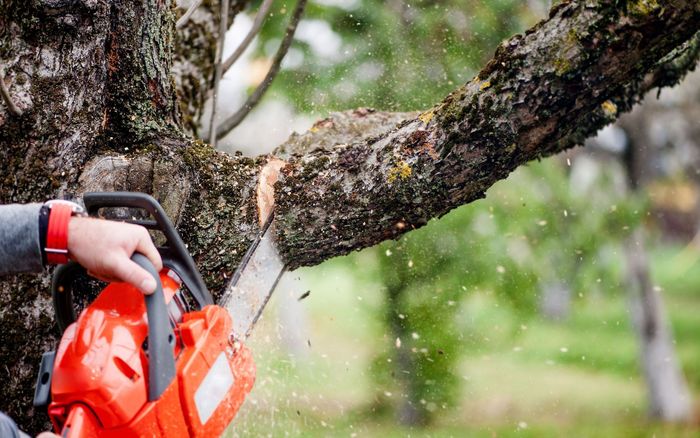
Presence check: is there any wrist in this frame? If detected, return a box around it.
[66,216,88,258]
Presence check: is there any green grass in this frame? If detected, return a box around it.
[227,244,700,437]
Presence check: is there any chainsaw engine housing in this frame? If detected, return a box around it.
[48,271,255,437]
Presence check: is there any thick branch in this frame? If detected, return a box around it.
[273,0,700,269]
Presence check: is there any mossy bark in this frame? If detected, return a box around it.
[0,0,698,432]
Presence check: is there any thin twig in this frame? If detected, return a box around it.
[206,0,231,147]
[222,0,275,74]
[0,67,22,117]
[216,0,307,139]
[176,0,203,29]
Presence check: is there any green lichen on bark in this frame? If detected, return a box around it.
[627,0,662,17]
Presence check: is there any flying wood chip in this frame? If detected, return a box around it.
[298,290,311,301]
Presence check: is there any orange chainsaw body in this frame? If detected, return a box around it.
[48,271,256,437]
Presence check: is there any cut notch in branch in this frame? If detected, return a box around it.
[222,0,275,74]
[215,0,307,140]
[0,67,22,117]
[256,157,287,226]
[176,0,203,29]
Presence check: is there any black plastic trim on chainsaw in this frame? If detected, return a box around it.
[32,351,56,408]
[51,262,81,333]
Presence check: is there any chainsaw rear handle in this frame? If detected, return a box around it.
[52,254,175,401]
[83,192,213,308]
[51,261,82,333]
[132,252,177,401]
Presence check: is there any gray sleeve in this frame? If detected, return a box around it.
[0,203,44,276]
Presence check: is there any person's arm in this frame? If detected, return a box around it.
[0,203,43,276]
[0,203,162,294]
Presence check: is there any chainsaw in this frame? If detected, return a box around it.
[32,192,286,437]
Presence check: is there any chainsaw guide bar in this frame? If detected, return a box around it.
[220,213,287,341]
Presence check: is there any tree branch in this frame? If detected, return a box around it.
[215,0,307,139]
[222,0,275,74]
[0,67,22,117]
[644,30,700,93]
[272,0,700,269]
[176,0,203,29]
[206,0,231,148]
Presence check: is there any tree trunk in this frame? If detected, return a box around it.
[539,280,572,321]
[0,0,699,431]
[619,116,692,421]
[623,229,692,421]
[380,243,429,426]
[386,281,428,427]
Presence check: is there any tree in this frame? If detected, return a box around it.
[0,0,698,432]
[619,119,692,420]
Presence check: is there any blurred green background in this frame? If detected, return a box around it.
[214,0,700,435]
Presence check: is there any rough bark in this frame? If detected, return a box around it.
[0,0,698,432]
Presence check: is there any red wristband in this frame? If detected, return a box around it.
[46,203,73,265]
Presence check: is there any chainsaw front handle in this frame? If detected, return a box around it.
[132,253,176,401]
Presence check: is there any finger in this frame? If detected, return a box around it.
[108,256,158,295]
[86,270,118,283]
[133,227,163,271]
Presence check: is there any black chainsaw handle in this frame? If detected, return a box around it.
[132,253,176,401]
[51,262,81,333]
[83,192,213,308]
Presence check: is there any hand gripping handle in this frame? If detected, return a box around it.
[132,253,176,401]
[83,192,213,308]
